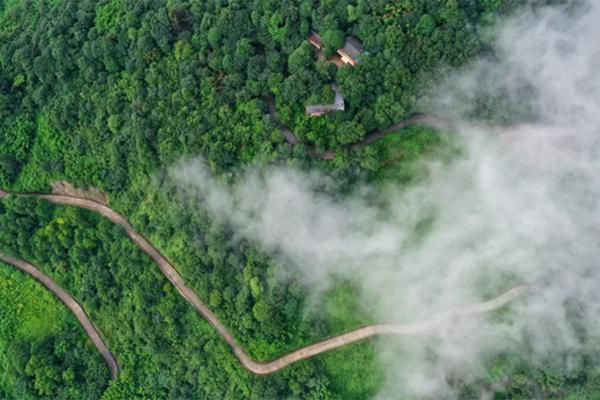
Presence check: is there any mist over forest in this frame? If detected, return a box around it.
[172,2,600,397]
[0,0,598,399]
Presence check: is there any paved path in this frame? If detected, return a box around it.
[0,253,119,379]
[1,190,528,375]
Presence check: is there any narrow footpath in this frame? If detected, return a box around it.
[0,189,529,375]
[0,252,119,380]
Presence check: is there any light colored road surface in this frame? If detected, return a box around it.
[0,253,119,380]
[1,190,528,375]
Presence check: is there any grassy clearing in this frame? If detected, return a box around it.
[308,280,385,399]
[369,124,460,186]
[0,264,107,399]
[0,266,65,342]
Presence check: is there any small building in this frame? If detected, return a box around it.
[306,84,345,117]
[337,37,364,66]
[307,31,323,50]
[306,104,335,117]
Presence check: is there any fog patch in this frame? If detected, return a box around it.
[170,2,600,398]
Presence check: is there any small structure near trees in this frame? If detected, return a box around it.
[307,31,366,67]
[307,31,323,50]
[337,37,364,66]
[306,84,345,117]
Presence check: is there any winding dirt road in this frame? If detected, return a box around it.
[0,189,529,375]
[0,252,119,380]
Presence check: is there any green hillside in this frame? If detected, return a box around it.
[2,1,597,399]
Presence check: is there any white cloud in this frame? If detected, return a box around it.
[171,2,600,397]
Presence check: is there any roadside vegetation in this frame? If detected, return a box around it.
[368,124,460,185]
[1,0,589,398]
[0,195,383,398]
[0,264,108,399]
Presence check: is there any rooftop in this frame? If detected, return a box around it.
[307,31,323,49]
[338,37,364,62]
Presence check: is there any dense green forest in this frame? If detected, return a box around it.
[0,0,525,193]
[0,194,386,398]
[2,0,597,398]
[0,262,108,399]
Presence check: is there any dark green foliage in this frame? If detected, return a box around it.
[288,42,314,74]
[321,28,345,56]
[0,0,525,193]
[0,194,384,398]
[1,0,577,398]
[369,124,459,185]
[0,265,108,399]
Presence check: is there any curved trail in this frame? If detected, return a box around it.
[0,189,528,375]
[357,113,454,146]
[266,96,453,159]
[0,253,119,380]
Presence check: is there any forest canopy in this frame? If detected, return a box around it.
[2,0,591,399]
[0,0,523,191]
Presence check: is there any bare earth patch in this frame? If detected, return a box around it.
[51,181,109,205]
